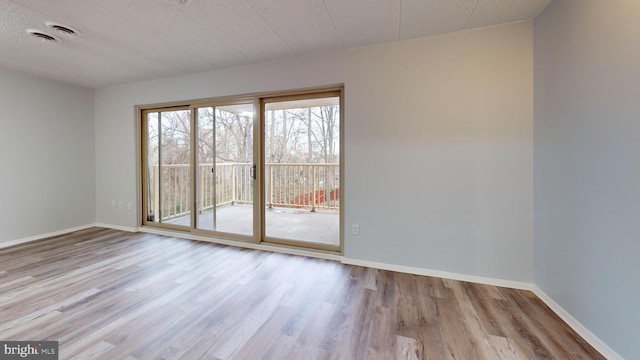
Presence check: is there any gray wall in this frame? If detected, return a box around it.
[95,21,534,282]
[0,67,95,243]
[534,1,640,358]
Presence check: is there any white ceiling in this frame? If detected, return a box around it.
[0,0,551,89]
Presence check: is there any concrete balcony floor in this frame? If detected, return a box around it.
[167,204,339,246]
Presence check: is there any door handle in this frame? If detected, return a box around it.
[250,165,256,180]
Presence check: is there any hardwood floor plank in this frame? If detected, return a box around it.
[364,268,380,290]
[413,277,447,359]
[448,281,500,359]
[0,228,606,360]
[488,335,525,360]
[509,290,605,360]
[365,305,395,359]
[435,296,476,359]
[497,293,562,359]
[465,283,505,337]
[472,295,538,359]
[70,340,115,360]
[286,299,335,347]
[209,282,292,359]
[231,305,297,360]
[0,288,101,336]
[335,287,376,360]
[396,335,422,360]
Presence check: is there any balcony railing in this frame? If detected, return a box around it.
[149,163,339,221]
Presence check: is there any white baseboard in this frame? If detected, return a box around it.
[341,257,534,291]
[94,223,137,233]
[0,224,96,250]
[532,287,623,360]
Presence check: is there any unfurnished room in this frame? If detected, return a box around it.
[0,0,637,359]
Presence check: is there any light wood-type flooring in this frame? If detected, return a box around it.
[0,228,604,359]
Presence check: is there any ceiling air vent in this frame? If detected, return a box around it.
[26,29,59,42]
[45,22,81,36]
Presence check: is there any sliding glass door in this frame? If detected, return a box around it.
[142,102,256,240]
[144,108,192,228]
[141,88,342,251]
[262,92,341,251]
[194,104,254,237]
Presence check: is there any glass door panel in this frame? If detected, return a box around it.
[145,109,192,227]
[195,104,254,236]
[263,96,340,248]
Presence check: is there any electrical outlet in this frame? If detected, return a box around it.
[127,202,132,210]
[118,200,124,208]
[111,200,116,207]
[352,224,360,235]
